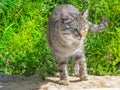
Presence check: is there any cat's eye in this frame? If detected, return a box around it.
[82,26,87,31]
[70,26,77,31]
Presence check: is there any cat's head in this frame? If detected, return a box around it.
[60,9,89,40]
[60,8,107,40]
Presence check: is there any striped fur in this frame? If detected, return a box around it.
[47,4,107,85]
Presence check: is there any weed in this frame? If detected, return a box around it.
[0,0,120,76]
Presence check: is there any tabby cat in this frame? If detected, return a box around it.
[47,4,107,85]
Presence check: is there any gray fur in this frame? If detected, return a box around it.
[47,4,107,85]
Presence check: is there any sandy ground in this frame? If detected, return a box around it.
[0,74,120,90]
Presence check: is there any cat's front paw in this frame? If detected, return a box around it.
[73,73,79,77]
[58,80,70,86]
[80,75,88,81]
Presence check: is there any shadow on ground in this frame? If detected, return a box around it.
[0,74,120,90]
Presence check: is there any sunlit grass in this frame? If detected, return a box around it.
[0,0,120,76]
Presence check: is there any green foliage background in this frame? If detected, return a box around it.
[0,0,120,77]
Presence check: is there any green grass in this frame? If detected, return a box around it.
[0,0,120,77]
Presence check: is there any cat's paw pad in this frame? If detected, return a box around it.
[58,80,70,86]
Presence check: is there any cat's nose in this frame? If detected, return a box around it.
[79,30,85,37]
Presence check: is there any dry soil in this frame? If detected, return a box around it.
[0,74,120,90]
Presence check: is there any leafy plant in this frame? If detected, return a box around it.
[0,0,120,77]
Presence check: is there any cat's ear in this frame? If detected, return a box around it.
[82,9,88,19]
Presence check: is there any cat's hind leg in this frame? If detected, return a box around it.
[72,57,79,77]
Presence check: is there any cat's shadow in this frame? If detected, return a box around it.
[44,76,81,84]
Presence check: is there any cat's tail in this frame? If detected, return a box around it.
[88,17,108,32]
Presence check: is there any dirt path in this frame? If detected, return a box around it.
[0,74,120,90]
